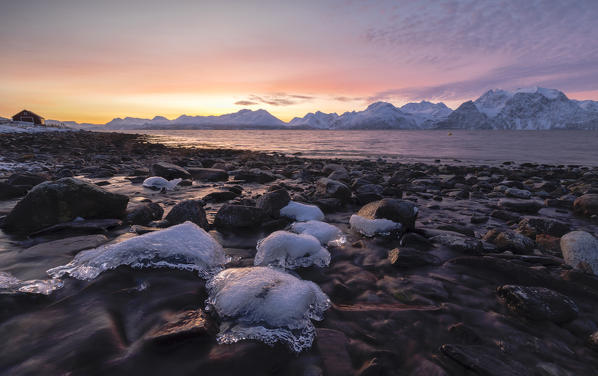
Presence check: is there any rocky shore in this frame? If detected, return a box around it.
[1,131,598,375]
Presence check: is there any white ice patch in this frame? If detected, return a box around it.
[280,201,325,222]
[0,272,63,295]
[47,222,227,280]
[254,231,330,269]
[349,214,402,237]
[290,220,345,246]
[206,267,330,352]
[142,176,182,191]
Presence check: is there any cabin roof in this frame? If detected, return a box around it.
[13,109,45,119]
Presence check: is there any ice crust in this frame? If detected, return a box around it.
[349,214,402,237]
[290,220,345,246]
[280,201,325,221]
[142,176,182,191]
[0,272,63,295]
[206,267,330,352]
[47,222,227,280]
[254,231,330,269]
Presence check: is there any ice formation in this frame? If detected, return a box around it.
[349,214,402,237]
[290,220,345,246]
[142,176,182,191]
[47,222,227,280]
[0,272,63,295]
[254,231,330,269]
[206,267,330,352]
[279,201,325,222]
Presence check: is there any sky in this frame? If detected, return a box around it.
[1,0,598,123]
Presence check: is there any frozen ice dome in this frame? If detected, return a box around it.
[142,176,182,191]
[206,267,330,352]
[254,231,330,269]
[280,201,325,222]
[47,221,227,280]
[349,214,402,237]
[290,220,345,246]
[0,271,63,295]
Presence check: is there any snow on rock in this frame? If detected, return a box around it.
[142,176,182,191]
[349,214,402,237]
[290,220,345,246]
[0,122,72,134]
[47,222,227,280]
[280,201,325,222]
[205,266,330,352]
[254,231,331,269]
[0,272,63,295]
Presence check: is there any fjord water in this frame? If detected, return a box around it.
[129,130,598,166]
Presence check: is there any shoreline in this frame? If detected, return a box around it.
[1,130,598,375]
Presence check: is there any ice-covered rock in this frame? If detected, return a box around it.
[349,214,402,237]
[254,231,330,269]
[280,201,325,221]
[47,222,227,280]
[0,272,63,295]
[142,176,182,191]
[206,267,330,352]
[290,220,345,245]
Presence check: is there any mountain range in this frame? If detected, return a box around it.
[61,87,598,130]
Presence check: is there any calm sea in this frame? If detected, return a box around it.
[120,129,598,166]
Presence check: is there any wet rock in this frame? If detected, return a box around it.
[505,187,532,199]
[7,172,48,188]
[388,247,441,268]
[560,231,598,274]
[54,168,74,179]
[188,167,229,182]
[327,170,350,183]
[313,198,343,213]
[430,233,483,254]
[256,189,290,218]
[498,199,543,214]
[214,204,266,229]
[490,209,521,222]
[535,234,561,255]
[145,310,216,345]
[588,331,598,352]
[355,184,384,204]
[316,178,351,202]
[24,234,109,256]
[151,161,192,180]
[483,229,535,254]
[202,190,239,203]
[316,328,353,376]
[30,218,123,236]
[164,199,208,229]
[573,194,598,217]
[231,169,276,183]
[2,178,129,235]
[356,198,418,231]
[517,216,570,238]
[470,215,489,224]
[0,181,27,200]
[496,285,578,323]
[126,202,163,225]
[440,344,530,376]
[447,323,482,345]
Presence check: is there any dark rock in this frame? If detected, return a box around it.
[327,170,350,183]
[505,187,532,199]
[490,210,521,222]
[430,233,483,254]
[30,218,123,236]
[151,162,192,180]
[314,198,343,213]
[316,328,353,376]
[470,215,489,224]
[54,169,74,179]
[145,310,216,345]
[2,178,128,235]
[316,178,351,202]
[187,167,229,182]
[231,169,276,183]
[400,232,434,250]
[483,229,535,254]
[517,216,570,238]
[7,173,48,188]
[126,202,163,225]
[440,344,530,376]
[355,184,384,204]
[447,323,482,344]
[496,285,578,323]
[202,190,239,203]
[388,247,441,268]
[24,234,108,256]
[498,199,543,214]
[214,204,266,229]
[164,199,208,229]
[356,198,418,230]
[0,181,27,200]
[256,189,290,218]
[573,194,598,217]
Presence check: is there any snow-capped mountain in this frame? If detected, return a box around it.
[288,111,339,129]
[399,100,452,128]
[329,102,419,129]
[435,101,493,129]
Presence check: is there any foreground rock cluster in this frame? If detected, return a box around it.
[0,131,598,375]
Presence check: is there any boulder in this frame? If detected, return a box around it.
[256,189,291,218]
[498,199,543,214]
[356,198,418,230]
[202,190,239,203]
[151,162,191,180]
[7,173,48,188]
[316,178,351,202]
[164,199,208,229]
[214,204,266,229]
[126,202,163,226]
[573,194,598,217]
[355,184,384,204]
[2,178,128,235]
[188,168,228,182]
[560,231,598,274]
[0,181,27,200]
[496,285,578,323]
